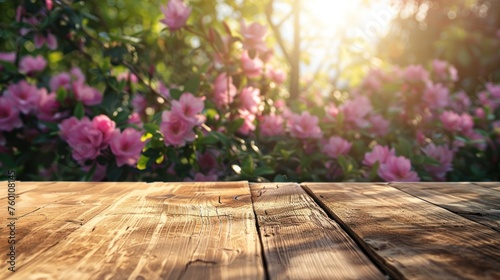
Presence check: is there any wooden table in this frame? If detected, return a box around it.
[1,182,499,279]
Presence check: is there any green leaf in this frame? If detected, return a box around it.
[82,163,97,181]
[103,46,128,66]
[74,102,85,119]
[183,75,200,94]
[143,123,160,135]
[273,174,289,182]
[137,154,149,170]
[395,138,412,157]
[107,163,123,180]
[198,135,219,145]
[241,155,254,176]
[421,156,442,167]
[39,121,59,131]
[56,87,67,103]
[0,154,15,169]
[254,166,275,176]
[369,161,380,181]
[228,118,245,134]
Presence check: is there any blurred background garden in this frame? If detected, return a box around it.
[0,0,499,182]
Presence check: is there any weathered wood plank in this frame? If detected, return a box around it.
[391,182,500,232]
[303,182,500,280]
[473,182,500,192]
[1,182,264,280]
[251,183,385,280]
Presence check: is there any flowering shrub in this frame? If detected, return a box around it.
[1,1,499,182]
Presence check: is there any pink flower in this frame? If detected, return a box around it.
[368,114,390,137]
[128,112,142,127]
[440,111,473,134]
[37,89,63,122]
[322,136,352,159]
[59,117,81,141]
[403,64,429,84]
[0,97,22,131]
[267,67,287,84]
[160,110,196,146]
[34,33,57,50]
[19,55,47,74]
[237,109,256,135]
[197,150,219,175]
[422,144,454,181]
[160,0,191,31]
[171,92,205,125]
[339,96,372,128]
[239,87,261,114]
[486,83,500,99]
[241,51,263,78]
[432,59,458,82]
[378,156,420,182]
[423,83,449,109]
[45,0,53,10]
[116,72,138,83]
[259,114,284,137]
[450,91,471,113]
[72,84,103,106]
[363,145,396,167]
[158,82,171,99]
[213,73,237,108]
[287,111,323,139]
[240,20,268,52]
[92,115,116,148]
[325,103,339,121]
[131,94,148,112]
[81,163,107,181]
[50,72,71,91]
[0,52,16,63]
[5,80,42,114]
[110,128,145,167]
[64,118,103,163]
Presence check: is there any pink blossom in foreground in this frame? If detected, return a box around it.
[239,87,261,114]
[127,112,142,127]
[240,20,268,52]
[241,51,263,78]
[64,118,103,163]
[160,0,191,31]
[267,67,287,84]
[322,136,352,159]
[213,73,237,108]
[0,52,16,63]
[197,150,219,175]
[58,117,81,141]
[0,97,22,132]
[422,144,454,181]
[259,114,284,137]
[378,156,420,182]
[37,89,63,122]
[368,114,390,137]
[432,59,458,82]
[237,109,256,135]
[50,72,71,91]
[160,110,196,146]
[339,96,372,128]
[440,111,474,134]
[287,111,322,139]
[92,115,116,148]
[110,128,145,167]
[363,145,396,167]
[34,33,57,50]
[171,92,205,125]
[403,64,429,85]
[450,91,471,113]
[5,80,41,114]
[73,84,103,106]
[19,55,47,74]
[423,83,449,109]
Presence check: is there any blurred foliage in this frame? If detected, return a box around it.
[379,0,500,92]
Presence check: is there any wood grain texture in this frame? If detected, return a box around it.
[0,181,264,280]
[473,182,500,192]
[303,182,500,280]
[391,182,500,232]
[250,183,385,280]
